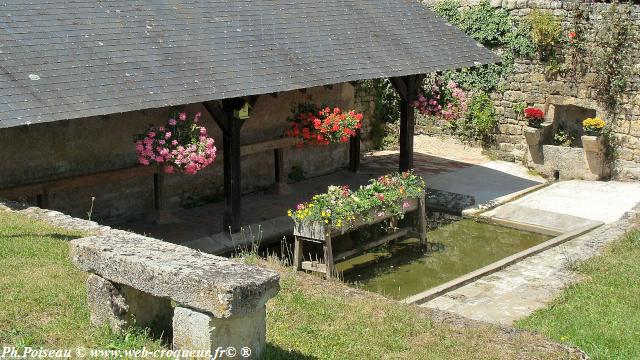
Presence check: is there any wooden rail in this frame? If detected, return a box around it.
[0,137,301,209]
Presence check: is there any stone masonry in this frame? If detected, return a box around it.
[421,0,640,180]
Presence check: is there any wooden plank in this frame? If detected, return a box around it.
[0,165,157,199]
[334,228,409,262]
[349,129,361,172]
[240,137,298,157]
[294,236,303,271]
[323,234,334,278]
[301,261,327,273]
[419,195,427,251]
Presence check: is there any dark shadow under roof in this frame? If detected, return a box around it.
[0,0,499,128]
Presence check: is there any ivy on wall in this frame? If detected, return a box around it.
[434,0,535,93]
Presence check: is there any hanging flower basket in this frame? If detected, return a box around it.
[135,111,217,175]
[285,103,363,146]
[288,171,426,237]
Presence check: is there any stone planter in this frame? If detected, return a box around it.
[523,126,544,146]
[523,126,546,164]
[582,135,608,179]
[581,135,605,153]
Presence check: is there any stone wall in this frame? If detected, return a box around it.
[421,0,640,180]
[0,84,357,223]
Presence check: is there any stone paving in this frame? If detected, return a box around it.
[423,196,640,326]
[118,148,543,253]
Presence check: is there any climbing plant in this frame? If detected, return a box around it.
[434,0,535,92]
[590,1,638,110]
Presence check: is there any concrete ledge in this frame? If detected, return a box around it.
[402,221,603,305]
[462,182,549,217]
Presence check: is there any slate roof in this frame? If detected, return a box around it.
[0,0,499,128]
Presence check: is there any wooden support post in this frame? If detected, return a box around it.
[323,235,335,278]
[399,76,415,172]
[148,166,180,224]
[270,148,291,194]
[349,129,361,172]
[294,236,303,271]
[391,75,423,172]
[204,99,246,233]
[37,188,49,209]
[419,195,427,252]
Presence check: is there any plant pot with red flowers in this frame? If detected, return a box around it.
[134,111,218,223]
[522,106,547,163]
[285,103,363,146]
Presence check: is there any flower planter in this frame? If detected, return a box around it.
[293,196,426,278]
[581,135,608,179]
[523,126,545,146]
[581,135,605,153]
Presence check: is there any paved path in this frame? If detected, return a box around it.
[422,181,640,326]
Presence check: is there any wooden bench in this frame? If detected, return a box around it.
[70,233,280,359]
[0,137,300,214]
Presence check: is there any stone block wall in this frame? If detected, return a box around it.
[0,84,357,223]
[421,0,640,180]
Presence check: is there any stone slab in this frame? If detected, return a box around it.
[506,180,640,224]
[482,204,601,234]
[70,234,280,318]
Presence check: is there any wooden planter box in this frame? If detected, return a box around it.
[293,196,426,278]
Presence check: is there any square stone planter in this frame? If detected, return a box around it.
[581,135,606,153]
[523,126,544,146]
[582,135,608,179]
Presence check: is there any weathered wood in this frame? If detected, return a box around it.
[301,261,327,274]
[349,129,361,173]
[293,198,419,239]
[0,165,157,199]
[293,236,303,271]
[398,75,417,172]
[240,137,298,157]
[324,234,335,278]
[418,195,427,251]
[334,228,409,262]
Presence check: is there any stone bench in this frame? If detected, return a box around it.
[70,233,280,359]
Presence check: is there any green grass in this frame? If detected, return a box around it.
[0,210,577,359]
[517,230,640,360]
[0,211,164,350]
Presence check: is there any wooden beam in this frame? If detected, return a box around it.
[349,129,361,172]
[398,75,418,172]
[390,77,408,100]
[203,101,228,133]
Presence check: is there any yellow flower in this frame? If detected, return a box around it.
[325,219,329,223]
[287,210,292,217]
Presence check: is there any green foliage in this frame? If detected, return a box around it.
[456,1,513,47]
[591,2,638,110]
[527,9,562,60]
[553,127,575,147]
[288,172,425,228]
[434,0,535,92]
[358,79,400,150]
[445,92,496,141]
[467,92,497,136]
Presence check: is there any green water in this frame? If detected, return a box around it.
[340,219,551,300]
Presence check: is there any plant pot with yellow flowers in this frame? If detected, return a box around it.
[581,117,608,178]
[581,117,606,153]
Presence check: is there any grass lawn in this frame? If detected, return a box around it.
[0,209,577,359]
[517,230,640,360]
